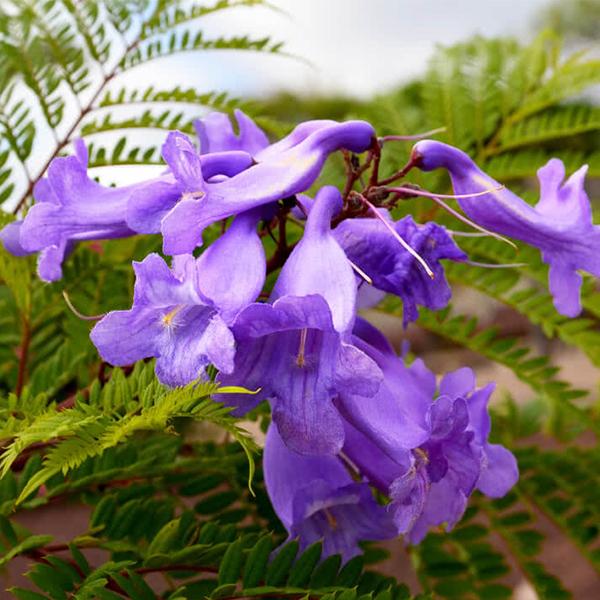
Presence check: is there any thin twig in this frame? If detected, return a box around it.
[15,317,31,397]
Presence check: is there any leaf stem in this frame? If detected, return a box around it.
[15,316,31,397]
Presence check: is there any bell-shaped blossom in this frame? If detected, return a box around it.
[412,140,600,317]
[126,132,254,234]
[219,187,382,455]
[161,120,376,254]
[90,253,234,386]
[340,331,518,544]
[264,424,396,562]
[1,135,256,281]
[335,214,466,326]
[8,140,135,281]
[90,209,264,386]
[194,109,269,155]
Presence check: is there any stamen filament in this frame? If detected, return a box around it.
[348,259,373,285]
[447,231,493,237]
[296,328,308,367]
[425,195,518,250]
[464,260,527,269]
[385,185,505,200]
[361,196,435,279]
[62,291,105,321]
[379,126,446,143]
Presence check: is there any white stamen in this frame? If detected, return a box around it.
[362,196,435,279]
[348,260,373,285]
[296,328,308,367]
[386,185,505,200]
[427,195,518,250]
[464,260,527,269]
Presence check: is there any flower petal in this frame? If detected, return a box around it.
[90,308,162,366]
[161,131,204,191]
[196,209,265,322]
[195,109,269,155]
[273,186,356,332]
[476,443,519,498]
[439,367,476,399]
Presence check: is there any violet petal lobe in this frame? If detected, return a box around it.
[467,383,519,497]
[194,109,269,155]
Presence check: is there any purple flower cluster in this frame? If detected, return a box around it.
[4,108,597,560]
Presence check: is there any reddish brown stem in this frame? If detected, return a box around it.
[15,317,31,397]
[376,154,420,187]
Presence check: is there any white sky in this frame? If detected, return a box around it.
[130,0,550,99]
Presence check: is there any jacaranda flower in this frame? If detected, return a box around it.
[5,140,135,281]
[90,253,236,386]
[264,423,396,561]
[161,120,376,254]
[412,140,600,317]
[334,213,466,325]
[219,186,382,455]
[341,325,518,543]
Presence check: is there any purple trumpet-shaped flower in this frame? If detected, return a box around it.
[334,214,466,326]
[194,109,269,155]
[7,140,135,282]
[90,253,235,386]
[412,140,600,317]
[264,423,396,562]
[90,209,264,386]
[1,136,253,281]
[340,327,517,543]
[161,120,376,254]
[219,187,382,455]
[126,132,254,234]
